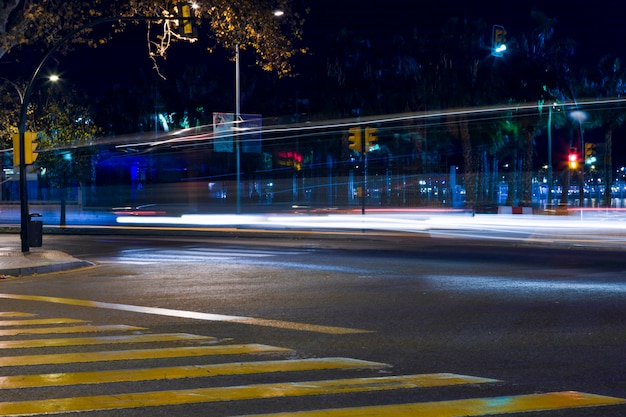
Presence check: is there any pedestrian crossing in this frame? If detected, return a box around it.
[0,311,624,416]
[100,246,308,264]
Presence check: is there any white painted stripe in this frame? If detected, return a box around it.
[0,294,371,334]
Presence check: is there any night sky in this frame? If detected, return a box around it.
[48,0,626,165]
[67,1,626,97]
[307,0,626,64]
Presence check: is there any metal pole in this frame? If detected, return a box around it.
[235,43,241,215]
[547,106,553,207]
[18,130,29,252]
[579,123,584,210]
[1,78,29,252]
[361,127,366,215]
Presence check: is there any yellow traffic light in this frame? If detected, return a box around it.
[348,127,362,152]
[365,127,378,151]
[584,142,597,164]
[177,2,198,38]
[12,131,39,166]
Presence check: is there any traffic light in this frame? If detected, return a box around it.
[348,127,362,152]
[492,25,507,57]
[177,2,198,38]
[568,147,579,170]
[12,131,39,166]
[584,142,597,164]
[365,127,378,151]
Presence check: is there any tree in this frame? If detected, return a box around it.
[506,10,576,206]
[580,55,626,206]
[0,1,304,70]
[32,86,101,225]
[433,16,492,208]
[0,0,305,145]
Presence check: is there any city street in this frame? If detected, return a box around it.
[0,231,625,416]
[4,1,626,415]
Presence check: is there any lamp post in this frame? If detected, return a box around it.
[570,110,588,209]
[235,42,241,214]
[1,76,54,252]
[10,13,193,252]
[233,9,284,214]
[546,102,559,207]
[17,75,56,252]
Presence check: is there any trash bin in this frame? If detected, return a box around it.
[28,213,43,248]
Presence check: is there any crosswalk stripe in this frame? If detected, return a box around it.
[0,318,86,327]
[0,312,37,318]
[113,248,304,263]
[0,357,387,389]
[0,324,147,337]
[0,333,215,349]
[0,344,291,367]
[239,391,626,417]
[0,374,496,416]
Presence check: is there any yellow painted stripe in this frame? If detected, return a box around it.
[0,357,387,389]
[0,374,495,415]
[0,333,215,349]
[0,344,291,367]
[0,312,37,317]
[0,324,146,337]
[0,293,371,334]
[241,391,626,417]
[0,318,85,327]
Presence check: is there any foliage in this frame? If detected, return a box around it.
[32,87,101,189]
[0,0,305,74]
[0,0,305,178]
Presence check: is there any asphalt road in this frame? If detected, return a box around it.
[0,232,625,416]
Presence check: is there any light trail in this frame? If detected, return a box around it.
[109,96,626,149]
[114,210,626,248]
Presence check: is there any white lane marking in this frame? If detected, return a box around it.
[0,294,371,335]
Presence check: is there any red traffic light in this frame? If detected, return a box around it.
[568,148,578,169]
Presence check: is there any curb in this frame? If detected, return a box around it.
[0,260,94,277]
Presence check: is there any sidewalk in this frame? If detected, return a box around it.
[0,247,93,277]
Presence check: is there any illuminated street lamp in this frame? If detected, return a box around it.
[234,8,284,214]
[16,74,60,252]
[12,9,196,252]
[570,110,588,207]
[546,102,559,206]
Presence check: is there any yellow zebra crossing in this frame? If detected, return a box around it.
[0,310,624,416]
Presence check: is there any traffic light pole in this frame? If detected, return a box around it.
[361,130,367,215]
[18,130,29,252]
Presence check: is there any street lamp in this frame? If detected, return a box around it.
[234,43,242,213]
[11,11,194,252]
[570,110,588,208]
[233,9,284,214]
[2,76,58,252]
[17,74,59,252]
[546,102,559,206]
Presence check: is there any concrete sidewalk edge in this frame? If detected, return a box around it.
[0,260,94,277]
[0,249,94,277]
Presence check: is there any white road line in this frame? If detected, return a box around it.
[0,294,371,335]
